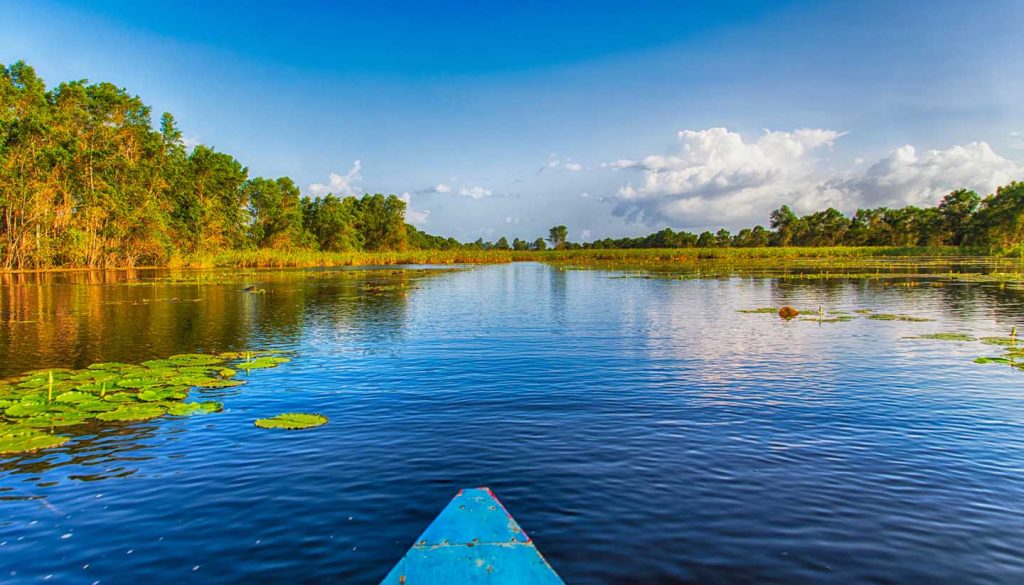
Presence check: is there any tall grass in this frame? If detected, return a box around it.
[169,245,984,269]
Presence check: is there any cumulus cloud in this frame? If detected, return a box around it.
[833,142,1022,208]
[398,192,430,225]
[610,127,1023,228]
[418,182,492,199]
[309,160,362,197]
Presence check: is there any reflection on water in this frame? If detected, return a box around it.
[1,262,1024,584]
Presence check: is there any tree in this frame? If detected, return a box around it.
[357,193,408,251]
[512,237,529,250]
[548,225,568,249]
[939,189,980,246]
[495,236,510,250]
[246,177,308,249]
[533,237,547,250]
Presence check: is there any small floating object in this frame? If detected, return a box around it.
[778,306,799,319]
[254,412,327,429]
[381,487,564,584]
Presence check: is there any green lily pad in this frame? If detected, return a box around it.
[0,429,70,454]
[166,401,222,416]
[55,391,96,403]
[974,356,1012,364]
[980,337,1018,346]
[219,368,237,378]
[117,378,164,389]
[96,404,167,422]
[140,359,176,368]
[137,387,188,402]
[4,401,52,418]
[867,314,934,322]
[239,357,291,370]
[20,412,92,428]
[76,400,118,413]
[103,392,138,403]
[169,354,224,366]
[904,333,977,342]
[254,413,327,430]
[737,307,778,314]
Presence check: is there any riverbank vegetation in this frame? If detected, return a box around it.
[3,60,1023,271]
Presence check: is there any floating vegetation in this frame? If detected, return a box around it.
[254,413,328,430]
[0,349,290,455]
[904,333,977,342]
[737,308,778,314]
[0,428,70,454]
[980,337,1017,346]
[974,356,1013,365]
[865,314,935,322]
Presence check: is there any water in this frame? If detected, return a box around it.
[2,263,1023,584]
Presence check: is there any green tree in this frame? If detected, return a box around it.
[938,189,980,246]
[533,237,548,250]
[547,225,568,249]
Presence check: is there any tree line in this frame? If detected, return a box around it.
[3,61,1023,269]
[0,61,439,270]
[573,186,1023,250]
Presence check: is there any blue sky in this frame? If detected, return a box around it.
[3,0,1023,241]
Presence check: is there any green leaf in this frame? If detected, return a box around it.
[96,404,167,422]
[254,413,327,430]
[166,401,222,416]
[0,429,70,454]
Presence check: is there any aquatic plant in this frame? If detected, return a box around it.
[0,349,289,455]
[866,314,934,322]
[0,428,70,454]
[254,413,328,430]
[904,333,977,342]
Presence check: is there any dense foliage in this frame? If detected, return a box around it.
[0,61,425,269]
[3,61,1022,269]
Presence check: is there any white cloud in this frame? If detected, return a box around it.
[540,153,585,173]
[580,229,592,240]
[610,127,1023,228]
[579,192,591,198]
[834,142,1022,208]
[458,185,493,199]
[418,182,492,199]
[309,160,362,197]
[504,216,520,224]
[398,192,430,225]
[611,127,843,226]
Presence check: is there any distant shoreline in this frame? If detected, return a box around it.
[0,246,1004,275]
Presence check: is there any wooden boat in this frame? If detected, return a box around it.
[381,487,565,584]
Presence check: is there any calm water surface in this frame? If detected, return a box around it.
[1,263,1023,584]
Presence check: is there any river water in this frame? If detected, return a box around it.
[1,262,1022,583]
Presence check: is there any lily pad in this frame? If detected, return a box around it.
[169,354,224,366]
[866,314,934,322]
[20,412,92,428]
[166,401,222,416]
[904,333,977,342]
[254,413,327,430]
[55,391,96,403]
[0,429,70,454]
[4,401,52,418]
[239,357,291,370]
[974,356,1012,364]
[980,337,1018,346]
[737,307,778,314]
[96,404,167,422]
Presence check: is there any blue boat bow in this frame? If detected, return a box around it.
[381,487,565,584]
